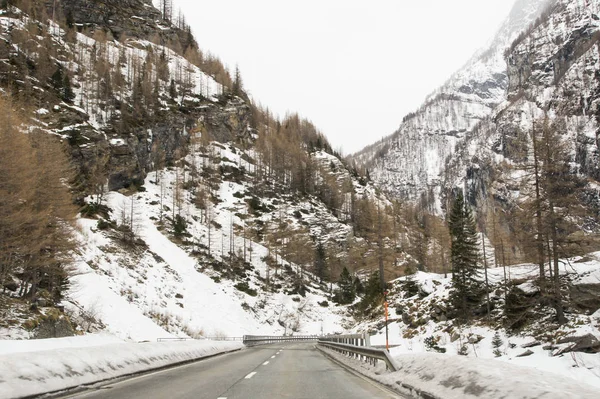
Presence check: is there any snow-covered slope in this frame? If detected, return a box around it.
[0,1,397,343]
[353,0,552,208]
[356,254,600,389]
[65,146,363,341]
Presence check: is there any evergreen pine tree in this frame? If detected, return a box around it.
[66,9,75,29]
[232,65,243,96]
[50,66,75,103]
[356,270,383,315]
[448,191,482,321]
[492,331,503,357]
[50,66,64,94]
[62,74,75,103]
[353,276,364,296]
[169,78,178,100]
[335,266,355,304]
[314,242,327,282]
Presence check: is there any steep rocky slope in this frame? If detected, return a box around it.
[356,255,600,390]
[0,1,246,194]
[442,0,600,217]
[353,0,552,209]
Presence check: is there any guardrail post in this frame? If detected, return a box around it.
[363,332,371,347]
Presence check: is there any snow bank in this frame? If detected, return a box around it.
[386,353,599,399]
[321,348,599,399]
[364,258,600,388]
[382,353,600,399]
[0,340,243,399]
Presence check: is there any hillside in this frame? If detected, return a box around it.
[358,253,600,389]
[0,0,407,341]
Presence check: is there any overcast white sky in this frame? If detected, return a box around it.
[172,0,516,155]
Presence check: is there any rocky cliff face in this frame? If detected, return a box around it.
[443,0,600,197]
[503,0,600,180]
[61,0,163,40]
[0,1,252,194]
[353,0,553,209]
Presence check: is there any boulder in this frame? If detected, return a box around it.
[516,349,534,357]
[569,284,600,314]
[450,331,461,343]
[521,340,541,348]
[468,334,484,344]
[553,334,600,356]
[33,310,76,339]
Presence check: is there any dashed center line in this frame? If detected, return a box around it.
[245,372,257,379]
[263,361,270,365]
[271,355,276,358]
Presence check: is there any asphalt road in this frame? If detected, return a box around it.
[61,342,403,399]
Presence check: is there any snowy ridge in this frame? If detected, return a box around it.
[0,9,223,132]
[442,0,600,201]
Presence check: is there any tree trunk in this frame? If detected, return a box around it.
[549,200,566,324]
[530,124,546,292]
[481,232,491,320]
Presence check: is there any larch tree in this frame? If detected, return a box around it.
[537,118,587,324]
[0,99,76,303]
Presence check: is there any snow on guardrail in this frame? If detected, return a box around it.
[0,340,243,399]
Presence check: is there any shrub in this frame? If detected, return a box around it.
[235,282,258,297]
[424,335,446,353]
[492,331,503,357]
[96,219,110,230]
[172,214,187,237]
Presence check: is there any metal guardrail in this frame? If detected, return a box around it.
[242,335,320,346]
[319,333,370,347]
[242,333,396,371]
[317,335,398,372]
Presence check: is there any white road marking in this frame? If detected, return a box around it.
[245,372,257,379]
[217,397,227,399]
[271,355,276,358]
[263,361,270,365]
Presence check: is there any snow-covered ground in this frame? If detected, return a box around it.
[0,338,242,399]
[321,346,600,399]
[362,255,600,390]
[66,144,348,342]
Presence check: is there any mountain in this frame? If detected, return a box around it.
[353,0,553,211]
[0,0,405,340]
[1,0,600,390]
